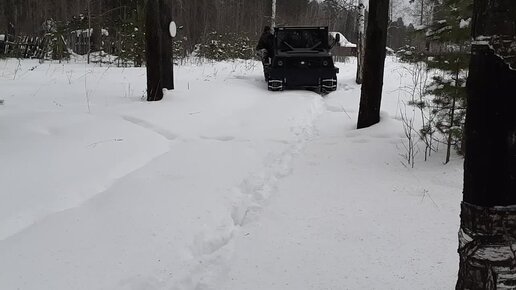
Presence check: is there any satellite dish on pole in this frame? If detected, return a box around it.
[169,21,177,38]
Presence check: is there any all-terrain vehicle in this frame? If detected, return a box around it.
[264,26,340,93]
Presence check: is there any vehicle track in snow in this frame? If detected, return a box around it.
[173,95,326,290]
[122,115,180,141]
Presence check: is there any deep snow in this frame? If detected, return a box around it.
[0,57,462,289]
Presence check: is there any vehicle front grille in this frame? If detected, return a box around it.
[285,58,324,69]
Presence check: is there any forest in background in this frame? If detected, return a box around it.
[0,0,414,57]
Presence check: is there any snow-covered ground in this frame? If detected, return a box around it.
[0,57,462,289]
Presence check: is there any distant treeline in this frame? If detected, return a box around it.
[0,0,414,58]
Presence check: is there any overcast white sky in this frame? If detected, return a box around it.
[391,0,419,24]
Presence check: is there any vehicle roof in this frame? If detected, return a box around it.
[273,26,332,53]
[274,26,329,31]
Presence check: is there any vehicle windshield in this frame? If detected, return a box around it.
[275,29,327,52]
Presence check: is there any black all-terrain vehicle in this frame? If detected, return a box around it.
[263,26,340,93]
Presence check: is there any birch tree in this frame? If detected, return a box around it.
[355,0,365,84]
[271,0,277,27]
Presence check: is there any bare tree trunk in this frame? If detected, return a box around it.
[357,0,390,129]
[160,0,174,90]
[271,0,277,27]
[356,0,365,84]
[91,0,103,52]
[145,0,163,102]
[87,0,91,64]
[456,0,516,288]
[445,91,456,164]
[389,0,393,22]
[419,0,424,25]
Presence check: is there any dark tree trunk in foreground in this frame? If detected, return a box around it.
[356,0,390,129]
[160,0,174,90]
[456,0,516,289]
[145,0,163,102]
[91,0,103,52]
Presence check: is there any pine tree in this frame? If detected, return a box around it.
[48,19,71,61]
[423,0,472,163]
[397,0,472,163]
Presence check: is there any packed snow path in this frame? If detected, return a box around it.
[0,58,462,289]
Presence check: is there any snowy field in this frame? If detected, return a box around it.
[0,57,462,289]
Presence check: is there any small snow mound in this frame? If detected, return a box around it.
[460,18,471,29]
[330,32,357,48]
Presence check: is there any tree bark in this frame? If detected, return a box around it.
[357,0,390,129]
[145,0,163,102]
[271,0,277,27]
[87,0,91,64]
[159,0,174,90]
[355,0,365,84]
[419,0,424,26]
[456,0,516,288]
[91,0,103,52]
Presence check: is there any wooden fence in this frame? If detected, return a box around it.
[67,32,89,55]
[1,35,52,59]
[0,32,90,59]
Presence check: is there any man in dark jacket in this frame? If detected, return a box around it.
[256,26,274,80]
